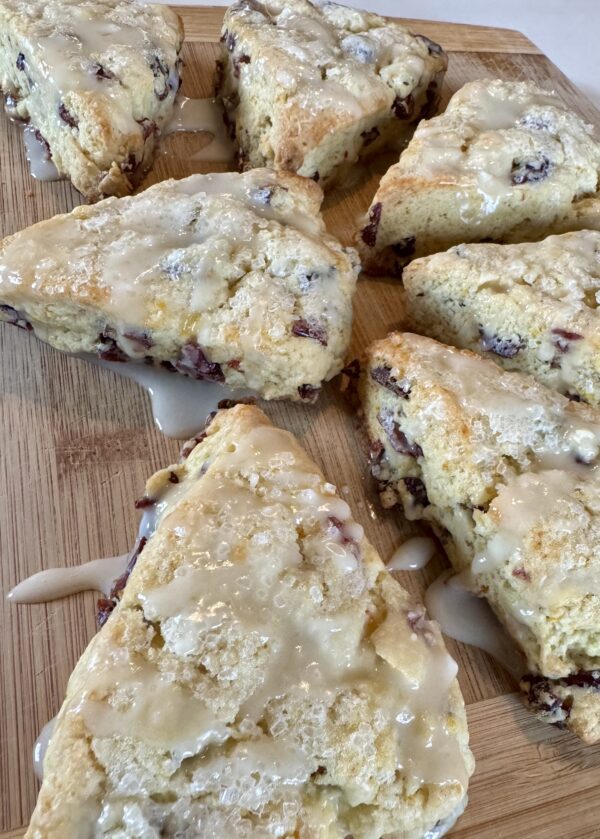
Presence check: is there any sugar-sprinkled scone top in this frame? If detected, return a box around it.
[0,169,359,402]
[361,332,600,743]
[404,230,600,405]
[28,404,474,838]
[0,0,183,199]
[218,0,447,186]
[359,79,600,274]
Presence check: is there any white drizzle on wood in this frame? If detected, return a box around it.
[163,96,235,162]
[22,126,61,182]
[8,555,127,604]
[33,717,57,781]
[94,358,255,439]
[387,536,436,571]
[425,570,526,679]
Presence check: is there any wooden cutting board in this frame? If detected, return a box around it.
[2,6,600,837]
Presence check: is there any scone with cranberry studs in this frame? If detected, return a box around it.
[361,332,600,743]
[0,0,183,200]
[217,0,447,188]
[403,231,600,405]
[0,169,359,403]
[28,404,474,839]
[359,79,600,275]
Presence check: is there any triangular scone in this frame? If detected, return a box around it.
[0,169,359,402]
[361,333,600,743]
[217,0,447,188]
[0,0,183,200]
[27,405,473,838]
[358,79,600,275]
[403,231,600,406]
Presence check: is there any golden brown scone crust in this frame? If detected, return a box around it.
[358,79,600,275]
[0,0,183,200]
[218,0,447,188]
[0,169,359,402]
[28,405,473,838]
[361,332,600,743]
[403,231,600,406]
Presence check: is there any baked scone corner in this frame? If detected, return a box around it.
[27,403,474,838]
[0,0,184,200]
[403,231,600,406]
[358,78,600,275]
[217,0,447,188]
[0,168,359,403]
[360,332,600,743]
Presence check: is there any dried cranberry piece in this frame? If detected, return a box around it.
[551,327,584,354]
[168,471,179,484]
[120,153,138,174]
[361,126,380,146]
[134,496,155,510]
[33,130,51,157]
[233,53,251,78]
[97,598,115,627]
[122,329,153,350]
[403,477,429,507]
[480,329,524,358]
[98,335,128,362]
[97,536,148,626]
[392,93,414,119]
[0,304,19,324]
[416,34,445,56]
[327,516,360,556]
[180,410,219,459]
[511,155,551,185]
[16,53,26,71]
[161,360,177,373]
[222,31,236,52]
[361,202,382,248]
[150,55,170,100]
[311,171,320,183]
[377,410,423,457]
[91,62,115,80]
[0,304,32,331]
[391,237,416,258]
[291,319,328,346]
[175,341,225,382]
[58,103,78,128]
[253,185,276,205]
[512,567,531,582]
[298,384,320,402]
[370,365,410,398]
[227,358,242,370]
[137,118,159,140]
[369,439,385,463]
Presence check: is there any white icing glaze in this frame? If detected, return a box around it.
[410,81,575,213]
[387,536,436,571]
[8,554,127,604]
[163,96,235,162]
[425,571,526,678]
[94,357,255,439]
[66,423,469,794]
[22,126,61,181]
[33,717,57,781]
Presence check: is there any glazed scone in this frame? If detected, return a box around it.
[28,404,474,838]
[361,333,600,743]
[0,0,183,200]
[0,169,359,403]
[358,79,600,275]
[217,0,447,188]
[403,231,600,405]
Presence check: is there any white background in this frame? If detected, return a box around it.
[167,0,600,109]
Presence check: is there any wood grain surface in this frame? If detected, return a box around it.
[1,6,600,837]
